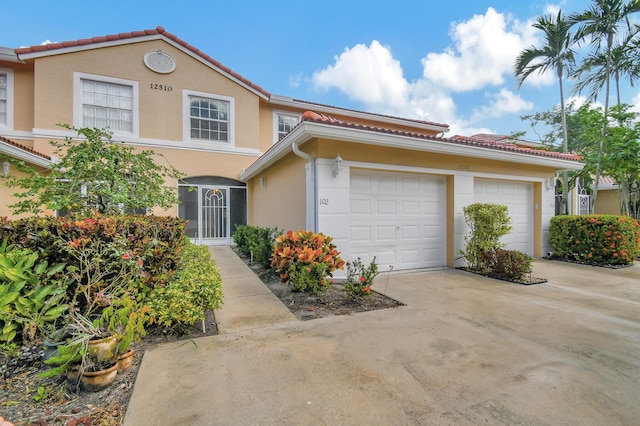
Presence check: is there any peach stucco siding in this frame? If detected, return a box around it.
[30,40,261,156]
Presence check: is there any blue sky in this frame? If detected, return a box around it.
[4,0,638,138]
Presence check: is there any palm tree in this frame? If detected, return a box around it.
[515,10,575,214]
[569,0,640,210]
[571,26,640,105]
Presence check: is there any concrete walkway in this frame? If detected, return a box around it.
[124,256,640,425]
[207,246,296,333]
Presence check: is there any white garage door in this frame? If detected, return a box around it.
[349,170,447,271]
[474,179,533,255]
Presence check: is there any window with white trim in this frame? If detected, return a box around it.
[274,112,300,142]
[73,72,139,136]
[0,68,14,129]
[183,90,235,144]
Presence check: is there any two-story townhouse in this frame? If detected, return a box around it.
[0,27,582,274]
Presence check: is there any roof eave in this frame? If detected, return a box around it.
[269,95,449,133]
[0,141,51,168]
[240,122,583,181]
[16,33,270,101]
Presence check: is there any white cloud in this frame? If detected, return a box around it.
[471,89,534,122]
[421,7,540,92]
[40,39,54,45]
[312,40,409,109]
[309,7,561,134]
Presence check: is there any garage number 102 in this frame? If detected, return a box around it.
[319,198,329,205]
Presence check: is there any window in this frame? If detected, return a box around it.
[183,90,235,144]
[0,68,14,129]
[274,112,300,142]
[73,72,139,135]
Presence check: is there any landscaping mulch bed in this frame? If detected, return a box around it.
[457,267,548,285]
[233,249,404,320]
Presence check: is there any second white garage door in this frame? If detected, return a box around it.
[474,179,533,255]
[349,170,447,271]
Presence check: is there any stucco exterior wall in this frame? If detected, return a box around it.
[29,39,261,156]
[595,189,620,215]
[247,152,306,231]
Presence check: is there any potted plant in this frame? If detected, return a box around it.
[97,292,149,373]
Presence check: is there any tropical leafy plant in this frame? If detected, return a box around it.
[344,257,379,299]
[271,230,345,294]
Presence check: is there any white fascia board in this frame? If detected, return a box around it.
[17,35,165,60]
[0,47,22,63]
[269,95,449,134]
[240,121,583,181]
[0,142,50,168]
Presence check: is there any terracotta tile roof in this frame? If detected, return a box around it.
[14,26,271,98]
[0,135,51,160]
[599,176,617,185]
[294,98,449,130]
[301,111,581,162]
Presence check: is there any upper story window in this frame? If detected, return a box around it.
[274,112,300,143]
[0,68,14,129]
[73,72,139,136]
[183,90,235,144]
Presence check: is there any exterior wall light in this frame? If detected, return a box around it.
[332,154,343,177]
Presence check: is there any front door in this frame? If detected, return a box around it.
[200,187,228,244]
[178,177,247,245]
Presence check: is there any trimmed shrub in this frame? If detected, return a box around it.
[271,230,344,294]
[549,215,640,265]
[481,249,532,281]
[148,241,223,330]
[232,225,281,268]
[460,203,512,272]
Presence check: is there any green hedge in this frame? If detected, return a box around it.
[549,215,640,265]
[148,241,223,330]
[0,215,186,292]
[232,224,281,268]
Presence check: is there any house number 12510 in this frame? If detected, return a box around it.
[150,83,172,91]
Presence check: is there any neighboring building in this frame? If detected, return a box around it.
[0,27,582,273]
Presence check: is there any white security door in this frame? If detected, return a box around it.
[349,170,447,271]
[474,179,533,255]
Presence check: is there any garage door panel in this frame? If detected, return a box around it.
[350,170,447,270]
[377,200,397,215]
[351,199,372,215]
[377,226,396,241]
[350,226,371,243]
[401,200,420,215]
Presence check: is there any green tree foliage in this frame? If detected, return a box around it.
[521,103,640,218]
[514,10,575,213]
[569,0,640,206]
[1,126,184,215]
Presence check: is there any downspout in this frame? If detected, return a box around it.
[292,140,316,232]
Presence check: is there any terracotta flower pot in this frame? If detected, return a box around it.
[116,349,135,373]
[67,362,118,392]
[87,335,117,362]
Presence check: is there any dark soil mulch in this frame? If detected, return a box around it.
[232,249,404,320]
[457,267,548,285]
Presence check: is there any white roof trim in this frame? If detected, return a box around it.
[0,141,50,168]
[16,35,269,101]
[269,95,449,133]
[240,121,583,181]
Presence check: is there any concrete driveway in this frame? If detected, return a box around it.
[125,259,640,425]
